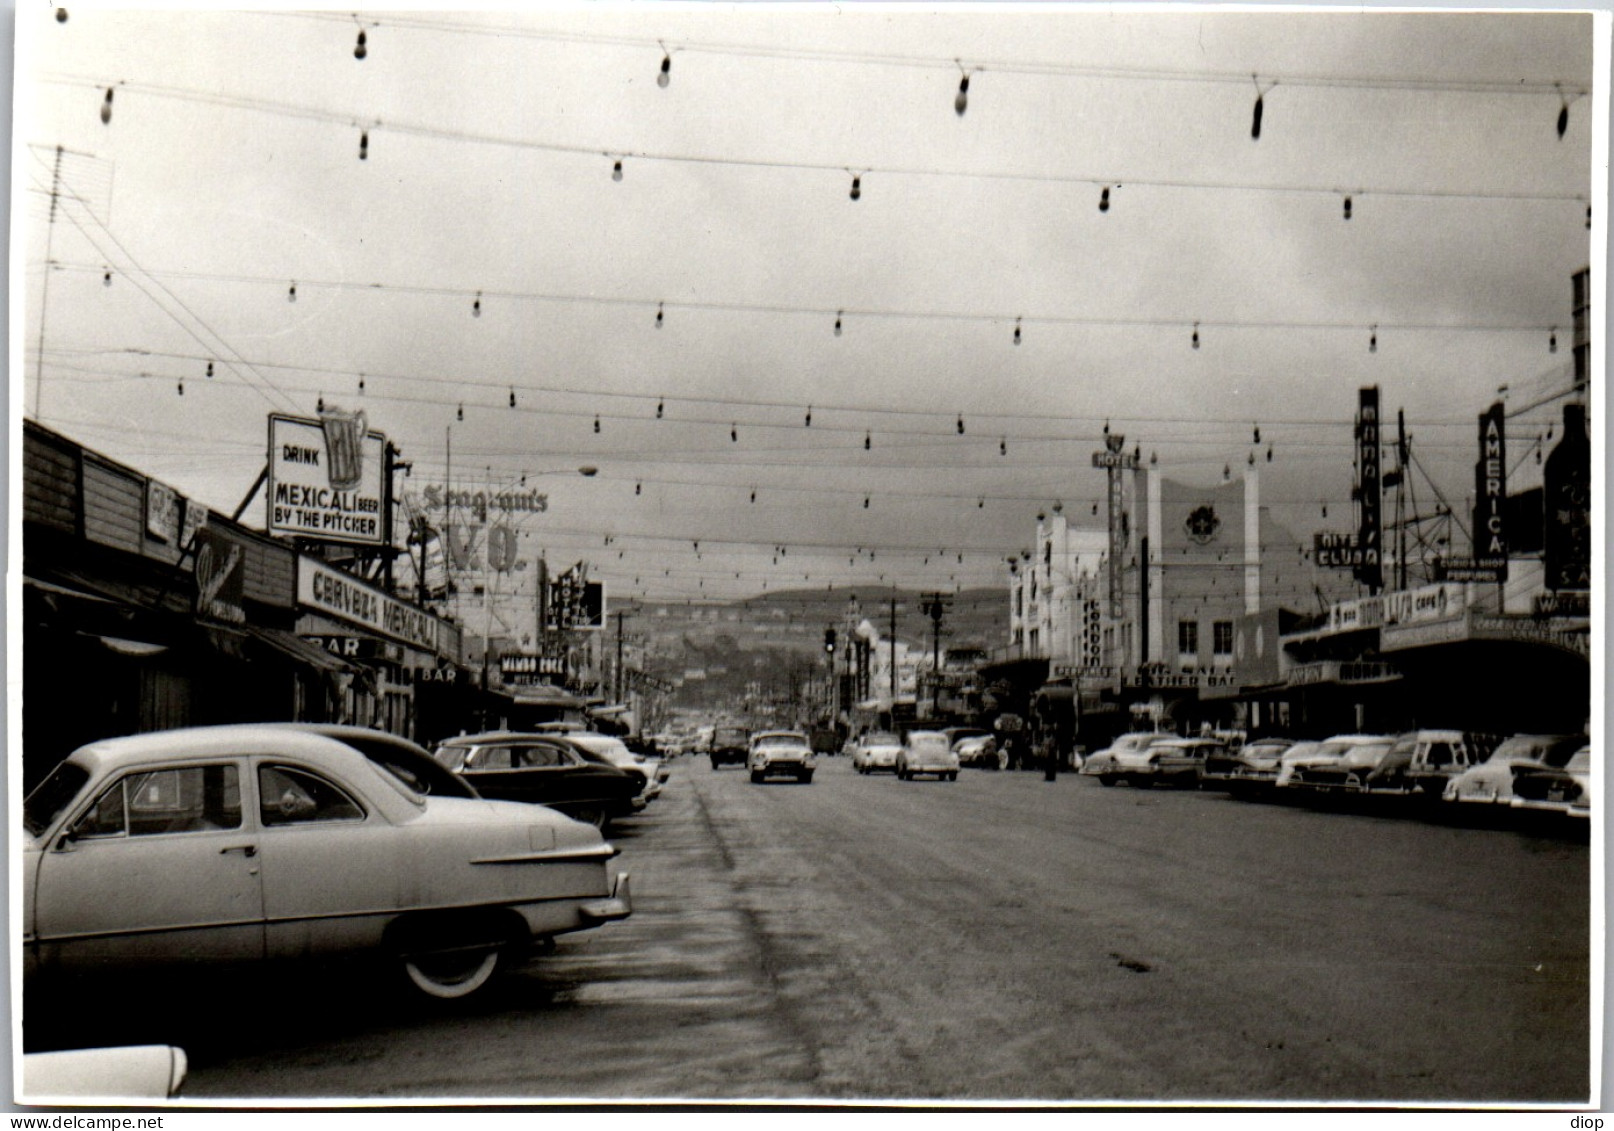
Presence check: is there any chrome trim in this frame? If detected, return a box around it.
[471,843,619,866]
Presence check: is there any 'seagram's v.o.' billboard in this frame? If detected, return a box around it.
[267,410,388,546]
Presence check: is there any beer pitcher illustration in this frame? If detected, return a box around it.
[320,407,367,490]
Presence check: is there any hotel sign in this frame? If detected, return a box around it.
[1355,387,1382,589]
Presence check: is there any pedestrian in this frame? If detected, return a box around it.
[1041,729,1058,781]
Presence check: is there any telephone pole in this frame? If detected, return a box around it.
[920,592,951,716]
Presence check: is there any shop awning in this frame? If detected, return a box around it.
[509,684,585,709]
[242,624,359,675]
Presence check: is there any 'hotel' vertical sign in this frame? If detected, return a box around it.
[1355,387,1382,590]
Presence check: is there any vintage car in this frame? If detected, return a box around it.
[1079,733,1174,785]
[708,725,752,770]
[852,731,905,774]
[1109,737,1226,788]
[748,730,816,783]
[897,731,960,781]
[566,732,669,803]
[1511,746,1592,820]
[954,734,1005,770]
[22,725,631,1001]
[23,1045,188,1101]
[1443,733,1584,806]
[432,731,645,829]
[1279,734,1395,792]
[1201,737,1294,794]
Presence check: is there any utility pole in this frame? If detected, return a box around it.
[889,592,899,700]
[614,609,629,702]
[35,145,65,419]
[921,592,951,717]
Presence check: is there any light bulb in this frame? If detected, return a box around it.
[1370,327,1377,352]
[805,406,812,427]
[1251,92,1263,139]
[100,87,113,125]
[612,160,623,182]
[864,495,870,509]
[359,130,368,160]
[472,293,481,317]
[288,282,297,302]
[1343,195,1352,221]
[354,29,367,60]
[1192,324,1200,349]
[955,74,969,116]
[509,388,516,407]
[56,8,67,22]
[658,52,671,88]
[655,303,663,327]
[177,379,184,396]
[635,482,641,495]
[1267,445,1274,462]
[593,415,601,433]
[1253,425,1261,444]
[864,431,871,450]
[103,270,112,286]
[656,398,664,418]
[358,374,365,393]
[1000,437,1007,455]
[731,424,737,442]
[850,175,861,201]
[206,361,214,378]
[1099,186,1110,212]
[957,414,965,435]
[835,312,842,336]
[1558,102,1569,139]
[1013,319,1021,345]
[1549,329,1558,353]
[318,395,325,412]
[457,403,464,422]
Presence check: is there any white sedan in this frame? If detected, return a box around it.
[897,731,960,781]
[22,724,631,1001]
[852,732,904,774]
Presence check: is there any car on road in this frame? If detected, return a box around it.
[1108,737,1226,788]
[1510,745,1592,820]
[21,724,631,1002]
[1079,733,1174,785]
[708,725,752,770]
[897,731,960,781]
[1442,733,1584,807]
[431,732,645,829]
[852,732,904,774]
[1281,734,1397,793]
[953,734,1004,770]
[1200,736,1294,795]
[748,731,816,783]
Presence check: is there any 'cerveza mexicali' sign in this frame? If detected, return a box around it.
[297,558,445,654]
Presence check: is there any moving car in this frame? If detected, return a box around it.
[1201,737,1295,795]
[852,732,904,774]
[22,725,630,1001]
[1443,734,1584,806]
[1511,746,1592,820]
[748,730,816,783]
[432,732,645,829]
[709,725,752,770]
[1109,737,1226,788]
[897,731,960,781]
[954,734,1004,770]
[1079,733,1173,785]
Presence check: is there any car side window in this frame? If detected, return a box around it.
[470,747,514,771]
[524,744,567,768]
[259,765,365,826]
[1425,743,1454,768]
[74,765,242,839]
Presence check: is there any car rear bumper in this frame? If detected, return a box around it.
[577,872,633,924]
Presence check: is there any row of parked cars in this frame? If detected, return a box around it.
[21,721,665,1015]
[1078,728,1592,821]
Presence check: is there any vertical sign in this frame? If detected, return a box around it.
[1092,433,1139,618]
[1355,387,1382,589]
[1543,402,1591,591]
[1472,402,1508,574]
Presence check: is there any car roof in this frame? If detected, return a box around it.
[753,730,807,739]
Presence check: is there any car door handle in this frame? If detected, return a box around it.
[220,844,257,857]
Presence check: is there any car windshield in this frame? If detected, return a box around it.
[1344,741,1397,767]
[1564,750,1591,773]
[863,733,900,746]
[336,733,479,798]
[24,761,90,838]
[714,728,749,744]
[433,743,472,771]
[755,734,807,748]
[908,734,949,752]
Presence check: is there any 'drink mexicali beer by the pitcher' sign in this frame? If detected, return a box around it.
[268,411,387,546]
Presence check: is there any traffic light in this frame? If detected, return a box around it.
[824,627,837,654]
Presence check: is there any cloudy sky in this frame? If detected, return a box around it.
[15,3,1600,607]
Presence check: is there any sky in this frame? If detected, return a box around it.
[13,2,1602,609]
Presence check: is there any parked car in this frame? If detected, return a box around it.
[1079,733,1174,785]
[432,732,644,829]
[852,732,904,774]
[1443,734,1584,806]
[709,725,752,770]
[1279,734,1396,792]
[1355,730,1475,796]
[23,1045,188,1101]
[567,732,669,803]
[21,725,631,1001]
[897,731,960,781]
[748,730,816,783]
[1511,746,1592,820]
[1268,740,1323,789]
[1284,734,1404,793]
[1109,737,1226,788]
[954,734,1005,770]
[1201,736,1294,794]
